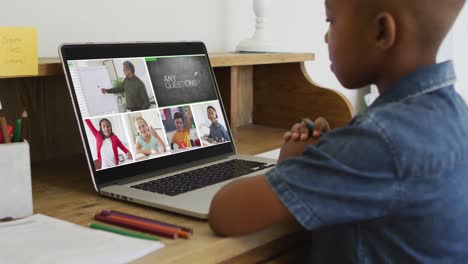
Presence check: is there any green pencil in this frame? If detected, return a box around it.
[89,222,159,241]
[13,118,22,142]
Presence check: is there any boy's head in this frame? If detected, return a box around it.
[207,106,218,123]
[325,0,465,90]
[173,112,184,131]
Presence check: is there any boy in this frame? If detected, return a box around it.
[209,0,468,262]
[171,106,192,149]
[207,106,230,143]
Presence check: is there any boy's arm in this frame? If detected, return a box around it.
[209,174,296,236]
[209,139,313,236]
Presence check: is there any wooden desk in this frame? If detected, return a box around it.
[2,53,352,263]
[33,137,308,264]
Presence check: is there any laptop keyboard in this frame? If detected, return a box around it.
[130,159,274,196]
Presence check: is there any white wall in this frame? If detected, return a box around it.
[438,3,468,103]
[227,0,367,114]
[0,0,228,56]
[2,0,465,113]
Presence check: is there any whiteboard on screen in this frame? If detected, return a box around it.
[79,66,119,116]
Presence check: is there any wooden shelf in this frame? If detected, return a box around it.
[209,53,314,67]
[0,53,315,79]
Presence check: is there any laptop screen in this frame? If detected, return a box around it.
[61,43,235,187]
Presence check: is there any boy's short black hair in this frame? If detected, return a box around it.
[207,105,218,118]
[173,112,183,120]
[207,105,217,112]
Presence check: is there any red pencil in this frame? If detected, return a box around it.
[95,212,192,239]
[104,213,191,239]
[94,213,178,239]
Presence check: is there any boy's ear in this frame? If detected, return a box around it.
[375,12,397,50]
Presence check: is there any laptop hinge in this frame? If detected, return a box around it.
[100,153,235,188]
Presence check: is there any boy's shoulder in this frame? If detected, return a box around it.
[353,84,468,176]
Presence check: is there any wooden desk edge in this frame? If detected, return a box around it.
[0,53,315,79]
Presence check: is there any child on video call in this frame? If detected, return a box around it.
[171,106,192,149]
[207,106,230,143]
[85,118,132,169]
[209,0,468,263]
[134,116,166,156]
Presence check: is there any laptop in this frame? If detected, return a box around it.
[59,42,276,219]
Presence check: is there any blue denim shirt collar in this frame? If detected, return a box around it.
[370,61,456,108]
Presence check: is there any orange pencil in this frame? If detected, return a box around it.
[103,213,191,239]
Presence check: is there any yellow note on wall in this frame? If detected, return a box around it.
[0,27,38,77]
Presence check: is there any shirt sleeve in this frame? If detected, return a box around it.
[114,135,129,154]
[85,119,99,137]
[221,125,231,141]
[265,119,398,230]
[106,80,125,94]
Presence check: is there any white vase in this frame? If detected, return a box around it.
[236,0,280,52]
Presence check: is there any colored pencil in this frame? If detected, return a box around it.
[106,210,193,233]
[20,110,27,142]
[13,118,22,142]
[89,222,159,241]
[94,213,179,239]
[98,212,191,239]
[0,116,10,143]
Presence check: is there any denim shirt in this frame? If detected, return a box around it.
[265,61,468,263]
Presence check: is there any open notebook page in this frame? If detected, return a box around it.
[0,214,164,264]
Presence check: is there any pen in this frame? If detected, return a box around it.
[89,222,159,241]
[20,110,27,142]
[106,210,193,233]
[300,117,324,137]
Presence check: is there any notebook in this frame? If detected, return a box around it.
[59,42,276,219]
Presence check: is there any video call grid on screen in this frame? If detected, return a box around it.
[68,54,231,171]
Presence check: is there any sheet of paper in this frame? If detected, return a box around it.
[255,148,280,160]
[0,214,164,264]
[0,27,38,77]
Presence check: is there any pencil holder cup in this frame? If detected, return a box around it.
[0,140,33,219]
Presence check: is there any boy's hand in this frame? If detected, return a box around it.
[278,138,314,163]
[283,117,330,142]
